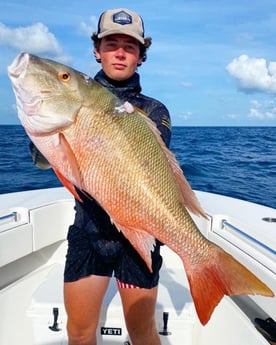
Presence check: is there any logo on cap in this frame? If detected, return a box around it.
[113,11,132,25]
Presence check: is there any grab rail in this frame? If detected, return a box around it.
[222,219,276,256]
[0,212,19,226]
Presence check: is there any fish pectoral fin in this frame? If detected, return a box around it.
[54,132,82,187]
[53,168,82,202]
[51,132,82,201]
[112,221,155,273]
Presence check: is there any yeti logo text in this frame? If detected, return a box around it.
[101,327,122,336]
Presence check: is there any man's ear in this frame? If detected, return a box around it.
[137,56,144,66]
[94,49,101,59]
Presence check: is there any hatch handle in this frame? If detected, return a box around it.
[49,307,61,332]
[159,312,171,336]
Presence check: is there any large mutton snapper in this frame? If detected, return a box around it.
[8,52,274,325]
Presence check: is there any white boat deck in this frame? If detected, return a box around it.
[0,187,275,345]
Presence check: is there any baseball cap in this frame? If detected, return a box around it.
[96,8,145,44]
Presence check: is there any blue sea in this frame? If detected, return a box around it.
[0,125,275,209]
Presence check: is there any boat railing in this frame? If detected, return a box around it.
[0,211,20,229]
[222,219,276,259]
[210,215,275,277]
[0,207,30,234]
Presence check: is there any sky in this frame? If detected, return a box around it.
[1,0,276,126]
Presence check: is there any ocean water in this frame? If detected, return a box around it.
[0,125,275,209]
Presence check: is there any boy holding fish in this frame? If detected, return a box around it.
[10,7,274,345]
[32,8,172,345]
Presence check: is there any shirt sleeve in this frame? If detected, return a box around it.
[29,141,51,169]
[148,103,172,148]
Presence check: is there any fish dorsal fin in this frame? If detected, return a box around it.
[139,112,207,218]
[162,143,207,218]
[111,219,156,273]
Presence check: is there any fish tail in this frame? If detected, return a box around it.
[184,246,274,325]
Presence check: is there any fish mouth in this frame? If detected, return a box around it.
[8,52,44,113]
[8,52,29,79]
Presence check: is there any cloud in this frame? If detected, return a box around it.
[226,55,276,94]
[0,22,69,62]
[249,99,276,119]
[181,81,193,89]
[179,111,193,120]
[226,113,240,120]
[79,16,98,37]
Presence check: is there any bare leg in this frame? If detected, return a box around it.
[64,275,110,345]
[119,285,161,345]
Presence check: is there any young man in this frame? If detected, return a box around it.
[32,8,171,345]
[63,9,172,345]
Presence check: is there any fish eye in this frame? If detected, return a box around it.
[58,71,71,82]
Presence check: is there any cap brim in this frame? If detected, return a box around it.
[98,29,145,44]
